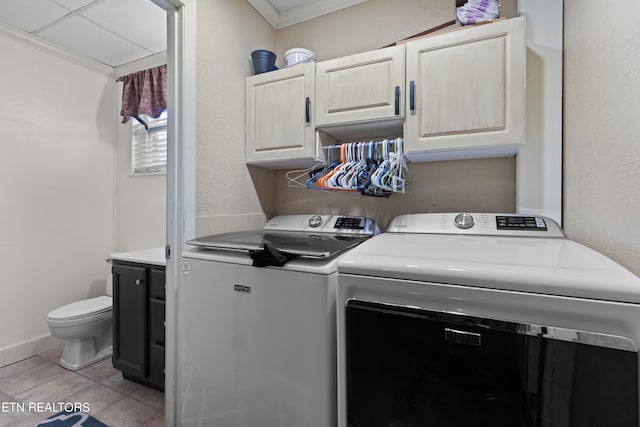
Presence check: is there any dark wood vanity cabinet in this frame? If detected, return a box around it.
[112,261,165,391]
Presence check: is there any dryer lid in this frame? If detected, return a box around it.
[187,230,370,259]
[48,296,112,320]
[186,214,379,259]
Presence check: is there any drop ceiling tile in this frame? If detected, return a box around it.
[37,14,151,66]
[52,0,96,11]
[80,0,166,53]
[0,0,69,32]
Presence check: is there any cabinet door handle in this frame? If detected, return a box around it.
[409,80,416,112]
[135,279,142,285]
[305,97,311,124]
[394,86,400,115]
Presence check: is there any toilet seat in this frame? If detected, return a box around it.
[48,296,112,321]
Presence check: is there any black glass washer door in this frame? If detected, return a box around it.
[345,300,638,427]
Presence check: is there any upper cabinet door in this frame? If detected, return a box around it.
[315,45,405,128]
[405,17,526,161]
[246,62,317,168]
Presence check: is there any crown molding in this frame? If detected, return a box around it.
[248,0,367,29]
[247,0,280,28]
[151,0,195,11]
[0,21,114,77]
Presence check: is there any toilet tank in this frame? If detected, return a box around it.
[106,260,113,297]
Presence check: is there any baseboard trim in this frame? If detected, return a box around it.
[0,335,62,367]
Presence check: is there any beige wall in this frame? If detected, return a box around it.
[114,56,168,252]
[275,0,453,64]
[195,0,277,236]
[0,28,115,364]
[275,157,515,230]
[115,113,167,252]
[198,1,591,236]
[564,2,640,275]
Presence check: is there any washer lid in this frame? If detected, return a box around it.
[338,233,640,304]
[48,296,112,320]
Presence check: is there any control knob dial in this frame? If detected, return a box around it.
[454,213,474,229]
[308,215,323,228]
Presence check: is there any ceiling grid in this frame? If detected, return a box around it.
[0,0,366,67]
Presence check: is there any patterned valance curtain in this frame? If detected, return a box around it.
[117,64,167,129]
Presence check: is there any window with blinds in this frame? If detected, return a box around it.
[131,110,168,174]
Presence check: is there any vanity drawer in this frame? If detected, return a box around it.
[149,343,165,387]
[150,267,166,300]
[150,300,165,346]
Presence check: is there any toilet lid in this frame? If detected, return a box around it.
[48,296,112,320]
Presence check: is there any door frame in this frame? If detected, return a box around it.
[150,1,196,425]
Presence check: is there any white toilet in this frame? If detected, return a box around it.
[47,267,113,371]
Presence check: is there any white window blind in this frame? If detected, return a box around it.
[132,110,168,174]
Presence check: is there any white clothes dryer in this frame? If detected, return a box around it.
[178,215,378,427]
[336,213,640,427]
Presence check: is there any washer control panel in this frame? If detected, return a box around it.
[387,213,565,238]
[496,215,547,231]
[334,216,366,230]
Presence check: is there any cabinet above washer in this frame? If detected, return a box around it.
[246,62,318,169]
[244,17,526,169]
[404,17,526,161]
[315,45,405,138]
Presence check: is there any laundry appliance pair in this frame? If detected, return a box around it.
[179,212,640,427]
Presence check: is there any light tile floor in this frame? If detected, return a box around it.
[0,348,164,427]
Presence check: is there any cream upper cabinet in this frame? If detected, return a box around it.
[315,45,405,130]
[246,62,318,168]
[404,17,526,161]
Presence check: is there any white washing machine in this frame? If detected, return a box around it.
[336,213,640,427]
[178,214,379,427]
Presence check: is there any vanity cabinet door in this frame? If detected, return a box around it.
[315,45,405,127]
[112,263,147,379]
[404,17,526,161]
[246,62,317,168]
[112,262,165,391]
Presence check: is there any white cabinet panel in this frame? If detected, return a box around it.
[405,17,526,161]
[418,36,505,135]
[246,62,317,168]
[316,45,404,129]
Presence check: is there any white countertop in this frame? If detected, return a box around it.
[108,247,166,266]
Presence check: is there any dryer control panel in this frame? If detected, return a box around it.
[496,215,547,231]
[264,214,380,236]
[387,213,565,238]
